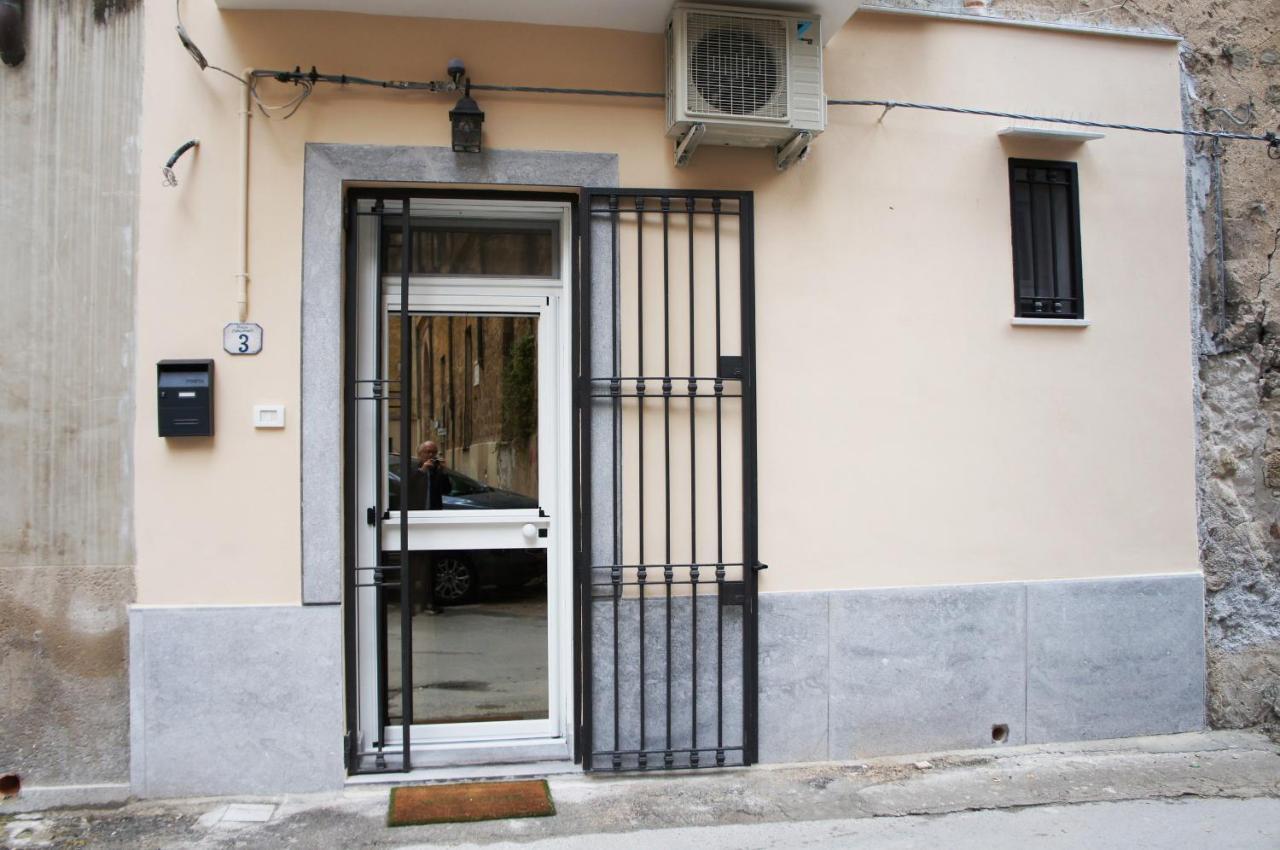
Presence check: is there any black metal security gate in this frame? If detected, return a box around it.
[575,189,761,771]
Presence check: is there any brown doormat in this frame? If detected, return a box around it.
[387,779,556,827]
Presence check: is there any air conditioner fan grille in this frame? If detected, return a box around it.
[686,12,787,120]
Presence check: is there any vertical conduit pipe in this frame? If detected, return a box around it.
[236,68,253,321]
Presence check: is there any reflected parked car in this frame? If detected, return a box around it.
[382,454,543,605]
[385,453,538,511]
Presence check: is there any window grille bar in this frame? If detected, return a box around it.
[609,195,623,770]
[592,745,743,756]
[686,196,701,766]
[590,561,746,570]
[662,195,675,769]
[373,200,391,748]
[591,392,742,399]
[635,194,649,768]
[713,197,726,764]
[590,375,742,382]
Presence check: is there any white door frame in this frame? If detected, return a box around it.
[353,198,575,757]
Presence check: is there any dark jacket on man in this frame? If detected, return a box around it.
[408,460,452,510]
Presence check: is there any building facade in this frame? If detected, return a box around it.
[10,0,1277,804]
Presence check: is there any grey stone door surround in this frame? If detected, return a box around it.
[300,144,619,604]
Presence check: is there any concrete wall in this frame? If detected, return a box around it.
[134,3,1197,605]
[0,0,140,805]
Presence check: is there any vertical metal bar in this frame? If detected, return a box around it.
[608,195,622,770]
[739,193,759,766]
[341,193,360,771]
[398,199,414,770]
[635,195,648,768]
[661,195,674,769]
[713,197,725,766]
[610,196,622,588]
[1028,178,1045,304]
[373,199,389,746]
[1046,175,1060,309]
[687,196,699,767]
[577,190,595,770]
[1068,163,1084,321]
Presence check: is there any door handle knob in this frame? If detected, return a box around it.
[522,523,538,541]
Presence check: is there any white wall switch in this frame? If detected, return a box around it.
[253,405,285,429]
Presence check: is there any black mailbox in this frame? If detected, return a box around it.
[158,359,214,437]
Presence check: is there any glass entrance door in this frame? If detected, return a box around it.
[382,310,554,740]
[349,196,572,768]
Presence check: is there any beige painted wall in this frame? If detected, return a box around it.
[134,3,1197,603]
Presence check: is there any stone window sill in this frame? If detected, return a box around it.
[1010,317,1091,328]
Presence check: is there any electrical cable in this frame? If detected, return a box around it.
[166,0,1280,155]
[826,97,1279,149]
[470,83,664,99]
[172,25,1280,157]
[251,67,455,93]
[176,2,317,118]
[161,139,199,187]
[175,0,245,87]
[250,67,1280,155]
[248,71,314,119]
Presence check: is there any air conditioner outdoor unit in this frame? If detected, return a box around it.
[666,2,825,170]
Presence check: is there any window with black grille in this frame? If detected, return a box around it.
[1009,159,1083,319]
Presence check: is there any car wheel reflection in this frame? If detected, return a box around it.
[434,555,475,604]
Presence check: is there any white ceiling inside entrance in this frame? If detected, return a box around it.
[212,0,862,45]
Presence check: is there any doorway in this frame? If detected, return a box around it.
[347,194,574,771]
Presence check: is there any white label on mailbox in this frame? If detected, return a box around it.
[223,323,263,355]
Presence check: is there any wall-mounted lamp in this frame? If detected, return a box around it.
[0,0,26,67]
[450,82,485,153]
[446,60,483,154]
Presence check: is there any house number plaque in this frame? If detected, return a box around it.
[223,323,263,355]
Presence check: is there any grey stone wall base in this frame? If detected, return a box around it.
[590,596,745,769]
[1026,574,1205,742]
[300,144,619,605]
[828,583,1028,759]
[129,605,345,798]
[0,783,130,814]
[759,573,1206,763]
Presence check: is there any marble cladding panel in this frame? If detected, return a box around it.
[130,605,346,797]
[757,592,830,764]
[751,574,1204,762]
[1025,574,1206,743]
[827,583,1028,759]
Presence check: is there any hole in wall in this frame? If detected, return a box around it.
[0,773,20,797]
[991,724,1009,744]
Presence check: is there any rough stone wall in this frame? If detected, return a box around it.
[867,0,1280,731]
[0,0,141,796]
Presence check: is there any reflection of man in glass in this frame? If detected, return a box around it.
[409,441,452,614]
[409,441,452,510]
